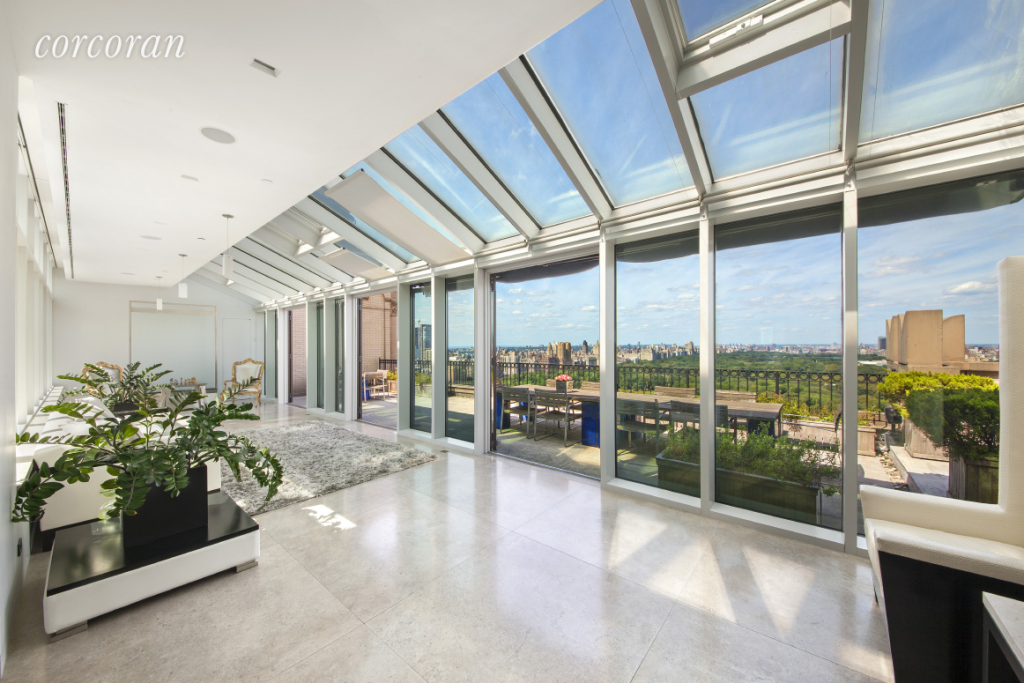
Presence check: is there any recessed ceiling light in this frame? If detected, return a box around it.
[200,127,235,144]
[250,59,279,78]
[141,235,161,240]
[261,178,273,184]
[181,174,199,182]
[197,237,206,241]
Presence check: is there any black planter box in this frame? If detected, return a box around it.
[122,466,208,549]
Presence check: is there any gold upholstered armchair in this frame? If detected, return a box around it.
[223,358,264,408]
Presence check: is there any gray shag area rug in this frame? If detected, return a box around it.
[221,421,436,515]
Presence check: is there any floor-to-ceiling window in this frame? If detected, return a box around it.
[856,170,1024,531]
[715,207,844,529]
[265,310,277,400]
[492,257,600,477]
[446,276,474,442]
[410,283,432,432]
[335,299,344,414]
[358,291,398,429]
[615,234,701,495]
[315,301,324,409]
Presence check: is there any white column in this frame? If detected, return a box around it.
[842,169,861,552]
[305,300,319,411]
[599,236,616,484]
[699,205,715,514]
[323,298,338,414]
[344,293,359,421]
[431,275,446,439]
[473,266,490,455]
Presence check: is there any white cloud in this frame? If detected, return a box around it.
[512,310,522,315]
[509,287,522,294]
[735,285,758,291]
[495,298,505,304]
[580,305,597,312]
[945,281,996,295]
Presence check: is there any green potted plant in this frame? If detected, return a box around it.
[65,362,172,413]
[12,382,284,548]
[655,425,840,524]
[386,370,398,396]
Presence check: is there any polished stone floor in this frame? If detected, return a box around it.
[5,404,893,682]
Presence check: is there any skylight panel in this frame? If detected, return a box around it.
[384,126,519,242]
[690,39,844,179]
[860,0,1024,142]
[310,187,419,263]
[676,0,770,40]
[441,74,591,227]
[527,0,693,207]
[340,161,465,248]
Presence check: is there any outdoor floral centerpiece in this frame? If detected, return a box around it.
[554,374,572,392]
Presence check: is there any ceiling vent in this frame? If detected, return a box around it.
[250,59,279,78]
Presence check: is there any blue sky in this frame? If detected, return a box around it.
[447,285,474,349]
[496,270,600,348]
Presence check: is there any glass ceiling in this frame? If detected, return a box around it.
[860,0,1024,142]
[690,39,844,179]
[441,73,591,227]
[310,187,419,263]
[340,161,465,248]
[384,126,519,243]
[676,0,769,40]
[527,0,693,207]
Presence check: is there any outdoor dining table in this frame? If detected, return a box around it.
[502,384,784,447]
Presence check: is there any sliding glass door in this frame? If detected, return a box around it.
[410,283,432,432]
[446,276,474,442]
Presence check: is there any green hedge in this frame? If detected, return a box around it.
[878,370,996,404]
[905,387,999,462]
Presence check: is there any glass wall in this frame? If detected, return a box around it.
[410,283,432,432]
[315,301,324,409]
[715,207,843,529]
[856,170,1024,529]
[445,276,475,442]
[615,234,701,495]
[335,299,344,413]
[265,311,277,399]
[492,257,600,477]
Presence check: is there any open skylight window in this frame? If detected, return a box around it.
[690,38,844,179]
[340,161,466,249]
[384,126,519,242]
[441,74,591,227]
[527,0,693,207]
[676,0,770,41]
[860,0,1024,142]
[309,187,419,263]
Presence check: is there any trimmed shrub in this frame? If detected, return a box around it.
[905,387,999,462]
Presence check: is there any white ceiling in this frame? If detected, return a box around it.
[7,0,600,285]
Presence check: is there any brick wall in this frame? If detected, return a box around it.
[289,307,307,397]
[361,292,397,375]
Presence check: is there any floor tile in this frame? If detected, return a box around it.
[368,533,674,683]
[676,523,893,681]
[271,625,426,683]
[516,484,715,599]
[632,601,881,683]
[283,490,510,622]
[4,545,361,683]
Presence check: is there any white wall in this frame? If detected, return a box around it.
[52,276,263,392]
[0,7,25,675]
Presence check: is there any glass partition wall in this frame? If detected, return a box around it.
[714,207,844,530]
[615,234,702,495]
[856,170,1024,532]
[265,311,277,400]
[446,276,475,442]
[335,299,344,414]
[410,283,432,432]
[491,257,601,478]
[315,301,324,409]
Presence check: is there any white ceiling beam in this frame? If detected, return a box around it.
[268,210,328,249]
[364,150,486,252]
[236,236,334,287]
[632,0,713,194]
[200,262,283,302]
[325,171,472,266]
[419,112,540,240]
[293,197,409,272]
[185,274,260,306]
[228,244,321,292]
[842,0,869,162]
[499,60,613,220]
[675,0,852,99]
[246,229,352,284]
[190,269,267,304]
[212,252,297,296]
